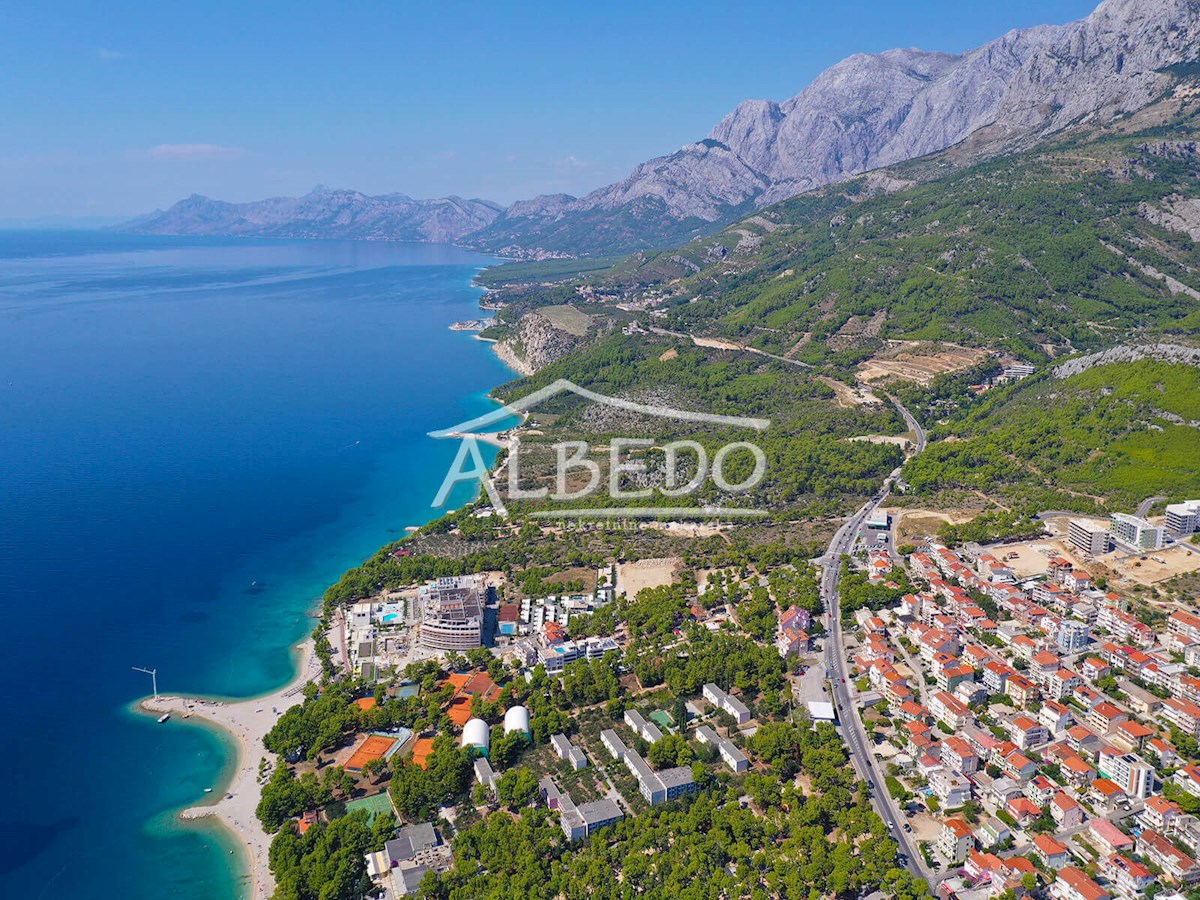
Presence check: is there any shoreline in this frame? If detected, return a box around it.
[136,288,521,899]
[137,633,324,900]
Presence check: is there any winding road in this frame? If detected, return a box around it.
[819,395,932,883]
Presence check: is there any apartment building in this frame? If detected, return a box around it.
[1069,519,1112,557]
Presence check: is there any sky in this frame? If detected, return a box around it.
[0,0,1101,219]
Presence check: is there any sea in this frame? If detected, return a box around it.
[0,231,516,899]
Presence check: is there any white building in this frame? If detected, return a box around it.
[1110,513,1167,552]
[418,576,486,651]
[550,733,588,770]
[1166,501,1200,536]
[702,683,751,724]
[695,725,749,773]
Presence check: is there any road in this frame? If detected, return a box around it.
[819,395,932,883]
[1136,495,1167,519]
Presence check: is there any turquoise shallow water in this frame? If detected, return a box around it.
[0,232,514,898]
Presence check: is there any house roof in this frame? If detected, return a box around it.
[1056,867,1110,900]
[1089,816,1133,846]
[1034,834,1068,856]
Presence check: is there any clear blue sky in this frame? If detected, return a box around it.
[0,0,1100,218]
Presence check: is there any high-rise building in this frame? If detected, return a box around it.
[1057,619,1090,653]
[418,575,486,651]
[1069,519,1111,557]
[1110,514,1166,552]
[1165,501,1200,536]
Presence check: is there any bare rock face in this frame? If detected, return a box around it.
[492,312,584,375]
[122,187,502,244]
[475,0,1200,255]
[995,0,1200,131]
[1141,196,1200,240]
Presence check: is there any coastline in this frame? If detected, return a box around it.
[131,273,522,900]
[137,632,323,900]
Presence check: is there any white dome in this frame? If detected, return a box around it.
[503,705,531,736]
[461,718,490,752]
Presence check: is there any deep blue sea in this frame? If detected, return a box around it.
[0,232,515,899]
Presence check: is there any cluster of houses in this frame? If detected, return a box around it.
[851,540,1200,900]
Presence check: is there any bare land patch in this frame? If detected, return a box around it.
[538,304,593,337]
[858,342,992,385]
[617,557,682,599]
[890,507,978,546]
[1106,543,1200,586]
[819,375,882,408]
[847,435,912,448]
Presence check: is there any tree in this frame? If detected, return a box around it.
[647,734,693,769]
[495,768,538,810]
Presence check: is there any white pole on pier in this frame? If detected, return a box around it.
[132,666,158,700]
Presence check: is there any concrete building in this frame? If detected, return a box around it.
[418,576,486,651]
[1051,867,1110,900]
[537,636,620,675]
[695,725,749,773]
[1110,513,1167,552]
[560,796,624,842]
[600,729,628,761]
[624,709,663,744]
[376,822,453,897]
[623,750,697,805]
[1098,748,1154,799]
[1166,501,1200,536]
[702,683,752,724]
[1057,619,1091,653]
[550,733,588,770]
[1069,519,1112,557]
[473,757,496,798]
[938,818,974,863]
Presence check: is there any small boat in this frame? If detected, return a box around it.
[204,788,213,793]
[158,713,171,724]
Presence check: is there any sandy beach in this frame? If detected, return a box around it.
[139,637,322,900]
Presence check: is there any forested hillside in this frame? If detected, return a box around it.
[478,107,1200,517]
[620,122,1200,365]
[902,357,1200,512]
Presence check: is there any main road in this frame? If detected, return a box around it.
[819,396,931,883]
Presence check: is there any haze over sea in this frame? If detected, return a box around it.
[0,232,513,899]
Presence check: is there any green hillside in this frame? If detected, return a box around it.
[496,111,1200,368]
[902,357,1200,512]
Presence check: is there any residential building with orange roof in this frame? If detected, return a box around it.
[937,817,974,863]
[1102,854,1154,897]
[1052,866,1110,900]
[1050,790,1085,828]
[1005,673,1039,707]
[1164,697,1200,737]
[1137,829,1200,885]
[1143,795,1182,832]
[1032,834,1070,868]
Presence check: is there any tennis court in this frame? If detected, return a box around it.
[345,734,397,771]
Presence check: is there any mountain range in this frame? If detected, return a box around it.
[120,0,1200,257]
[120,188,501,245]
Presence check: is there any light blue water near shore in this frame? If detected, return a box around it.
[0,232,515,898]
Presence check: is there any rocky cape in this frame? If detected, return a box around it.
[119,0,1200,257]
[490,311,587,376]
